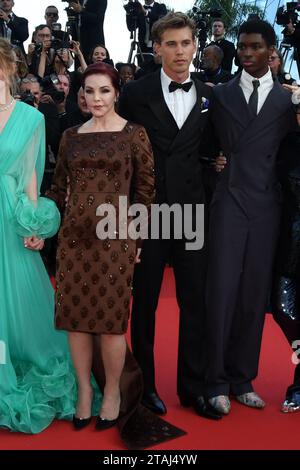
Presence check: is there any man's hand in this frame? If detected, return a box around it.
[69,1,83,14]
[24,236,45,251]
[135,248,142,264]
[214,151,227,173]
[40,94,55,105]
[0,9,10,22]
[283,83,300,107]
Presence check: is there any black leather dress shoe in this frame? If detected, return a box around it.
[141,391,167,415]
[95,416,118,431]
[73,415,92,430]
[179,395,222,420]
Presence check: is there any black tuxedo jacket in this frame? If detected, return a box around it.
[80,0,107,58]
[210,74,297,216]
[0,14,28,53]
[119,70,214,205]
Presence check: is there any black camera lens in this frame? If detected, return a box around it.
[35,43,43,54]
[20,91,36,107]
[40,74,66,104]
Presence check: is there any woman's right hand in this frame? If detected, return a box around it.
[24,236,45,251]
[70,40,81,56]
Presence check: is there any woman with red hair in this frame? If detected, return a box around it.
[47,62,183,448]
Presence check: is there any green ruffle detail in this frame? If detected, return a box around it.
[0,357,102,434]
[13,194,61,239]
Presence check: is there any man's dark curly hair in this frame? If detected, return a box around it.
[238,19,276,47]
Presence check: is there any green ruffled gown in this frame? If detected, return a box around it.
[0,102,100,433]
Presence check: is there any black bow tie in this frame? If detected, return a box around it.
[169,81,193,93]
[144,5,153,10]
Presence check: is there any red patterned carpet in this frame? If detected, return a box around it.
[1,268,300,450]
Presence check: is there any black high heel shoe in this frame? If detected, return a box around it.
[73,415,92,430]
[95,415,118,431]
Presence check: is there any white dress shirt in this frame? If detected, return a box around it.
[161,68,197,129]
[239,68,273,114]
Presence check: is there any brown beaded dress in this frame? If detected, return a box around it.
[47,122,185,449]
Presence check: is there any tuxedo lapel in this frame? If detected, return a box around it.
[146,70,179,133]
[168,77,210,152]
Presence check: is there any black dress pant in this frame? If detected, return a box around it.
[131,228,207,399]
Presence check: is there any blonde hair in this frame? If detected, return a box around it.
[152,12,197,44]
[0,38,17,94]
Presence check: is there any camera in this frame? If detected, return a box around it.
[276,2,300,26]
[190,6,222,43]
[123,0,141,17]
[52,38,73,51]
[34,43,43,54]
[20,90,36,107]
[40,74,65,104]
[34,38,72,54]
[191,6,222,30]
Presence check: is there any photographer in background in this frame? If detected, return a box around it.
[0,0,28,54]
[125,0,168,53]
[44,4,71,42]
[284,19,300,75]
[28,25,54,77]
[64,0,107,60]
[197,45,233,86]
[269,47,295,85]
[44,4,60,30]
[209,18,235,73]
[58,86,91,133]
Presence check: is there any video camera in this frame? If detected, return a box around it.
[123,0,142,16]
[40,74,65,104]
[276,2,300,26]
[190,6,222,43]
[191,6,222,30]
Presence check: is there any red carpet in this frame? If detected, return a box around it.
[1,268,300,450]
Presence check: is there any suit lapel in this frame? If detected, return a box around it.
[251,78,291,127]
[235,78,292,148]
[146,70,179,133]
[214,74,253,129]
